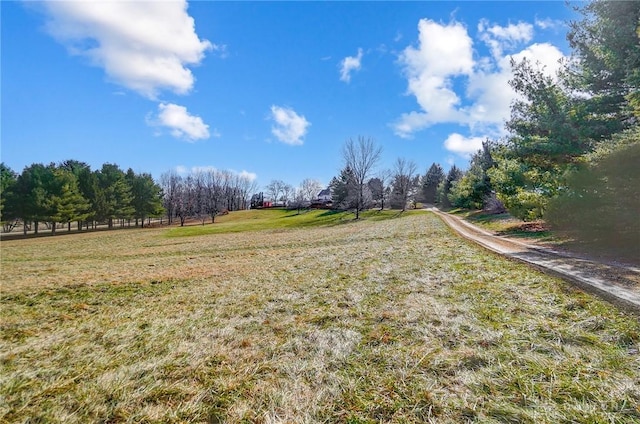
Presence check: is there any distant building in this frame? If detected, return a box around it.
[317,188,332,203]
[310,188,332,208]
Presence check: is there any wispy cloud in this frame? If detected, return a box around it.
[339,48,364,83]
[478,20,534,59]
[269,105,310,146]
[238,170,257,182]
[535,17,565,31]
[41,0,213,99]
[151,103,210,142]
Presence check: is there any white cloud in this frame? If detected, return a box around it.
[238,170,257,182]
[394,19,474,137]
[393,17,566,143]
[42,0,212,99]
[535,17,565,31]
[269,105,310,146]
[483,21,533,43]
[478,20,534,59]
[339,48,364,83]
[401,19,474,78]
[444,133,485,157]
[153,103,210,141]
[511,42,565,74]
[467,42,565,134]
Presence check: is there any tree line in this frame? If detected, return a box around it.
[259,178,325,210]
[0,160,164,235]
[261,137,431,219]
[160,169,257,226]
[0,161,263,234]
[327,137,449,216]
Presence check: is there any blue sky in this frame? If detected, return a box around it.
[2,1,577,189]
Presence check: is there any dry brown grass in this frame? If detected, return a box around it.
[1,212,639,423]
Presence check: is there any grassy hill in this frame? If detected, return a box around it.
[166,208,415,237]
[2,211,639,422]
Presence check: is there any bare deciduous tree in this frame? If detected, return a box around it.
[235,173,257,210]
[266,179,286,207]
[161,168,257,226]
[160,170,181,225]
[203,170,221,223]
[281,183,294,207]
[299,178,324,203]
[342,136,382,219]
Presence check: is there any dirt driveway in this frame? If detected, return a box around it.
[429,208,640,315]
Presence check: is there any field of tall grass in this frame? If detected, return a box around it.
[1,210,639,422]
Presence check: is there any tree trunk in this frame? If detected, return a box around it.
[108,218,113,229]
[51,222,56,235]
[68,222,71,232]
[23,220,28,236]
[34,221,39,235]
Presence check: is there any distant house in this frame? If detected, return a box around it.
[317,188,332,203]
[310,188,332,208]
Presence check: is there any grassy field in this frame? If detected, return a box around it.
[1,211,639,423]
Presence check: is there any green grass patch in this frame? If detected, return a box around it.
[165,208,416,237]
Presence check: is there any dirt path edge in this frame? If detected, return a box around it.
[429,208,640,316]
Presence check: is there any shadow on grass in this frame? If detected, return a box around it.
[557,239,640,268]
